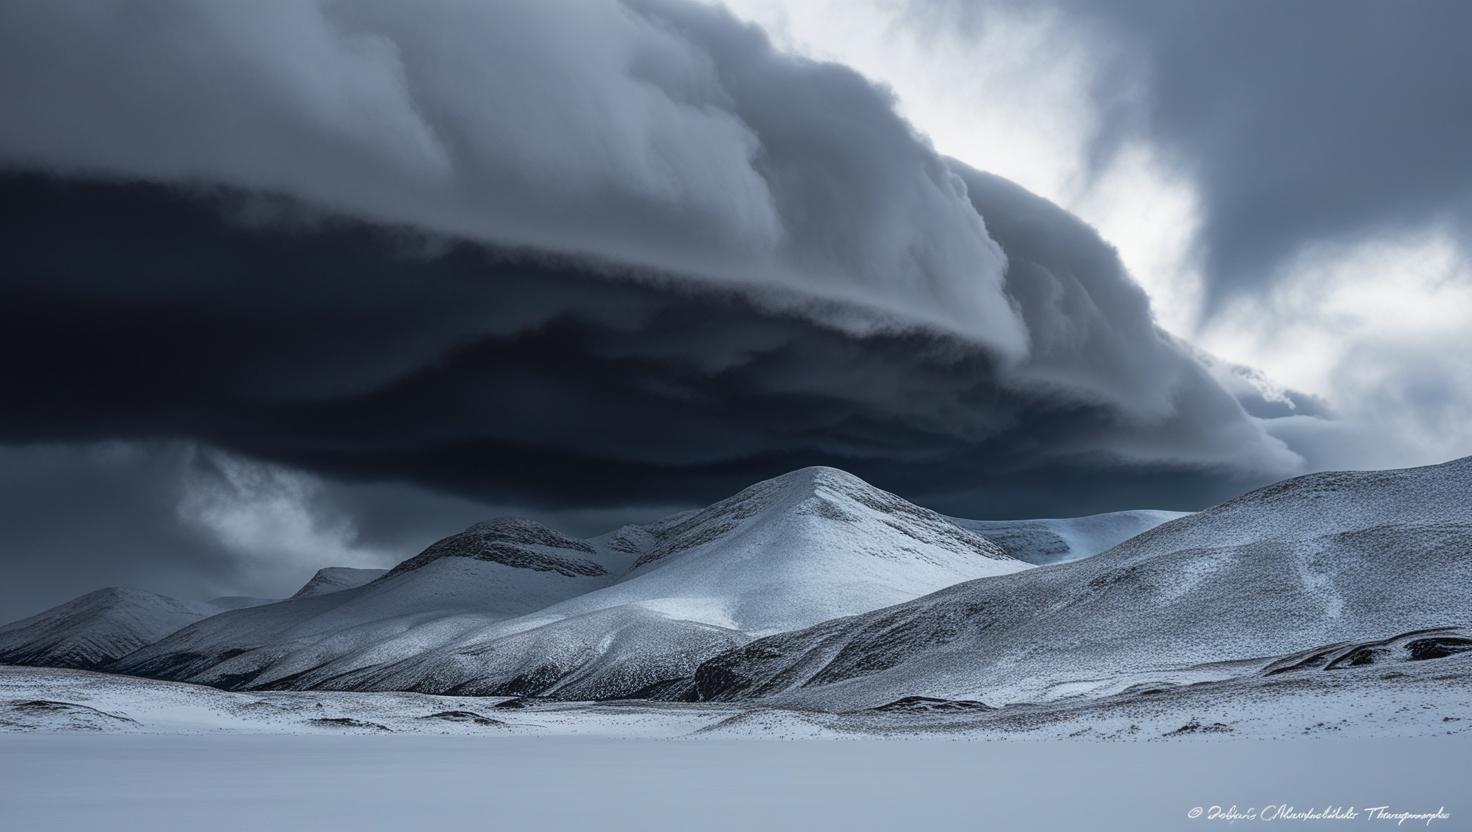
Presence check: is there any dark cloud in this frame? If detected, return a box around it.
[1025,0,1472,309]
[0,440,635,621]
[0,444,227,618]
[0,172,1297,496]
[0,169,1302,615]
[0,169,1300,537]
[0,0,1327,612]
[0,0,1024,352]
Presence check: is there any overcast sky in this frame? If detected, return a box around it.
[1,0,1468,618]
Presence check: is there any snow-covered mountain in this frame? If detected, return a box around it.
[0,588,271,670]
[112,522,617,688]
[290,567,389,599]
[689,456,1472,709]
[949,509,1187,565]
[111,467,1026,698]
[0,563,397,672]
[237,467,1028,699]
[531,466,1027,635]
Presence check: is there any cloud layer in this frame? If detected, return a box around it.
[0,0,1325,613]
[1075,0,1472,308]
[724,0,1472,476]
[0,170,1298,493]
[0,0,1028,353]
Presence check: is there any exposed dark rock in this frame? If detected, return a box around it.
[1165,719,1232,736]
[308,717,392,731]
[620,677,699,702]
[386,518,605,579]
[9,699,136,723]
[868,696,995,714]
[418,710,504,727]
[1407,636,1472,661]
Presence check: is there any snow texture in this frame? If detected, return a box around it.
[0,588,270,670]
[98,467,1023,700]
[691,457,1472,710]
[950,509,1187,565]
[3,649,1467,739]
[7,459,1469,728]
[289,567,388,599]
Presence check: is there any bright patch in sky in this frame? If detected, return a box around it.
[726,0,1472,470]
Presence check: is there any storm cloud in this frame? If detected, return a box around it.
[927,0,1472,310]
[0,169,1297,486]
[0,0,1027,352]
[0,0,1329,615]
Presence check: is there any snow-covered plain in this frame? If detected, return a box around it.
[2,664,1467,831]
[2,732,1465,832]
[5,647,1468,740]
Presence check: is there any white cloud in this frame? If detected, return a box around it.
[176,449,395,583]
[1204,229,1472,468]
[1069,142,1205,338]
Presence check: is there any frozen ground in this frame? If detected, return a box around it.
[2,733,1464,832]
[5,660,1467,741]
[2,667,1466,830]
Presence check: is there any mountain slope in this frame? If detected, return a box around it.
[0,588,269,670]
[950,509,1187,565]
[690,456,1472,710]
[312,606,751,700]
[523,467,1028,635]
[290,567,389,599]
[112,520,617,688]
[105,509,714,691]
[114,467,1025,698]
[249,467,1027,698]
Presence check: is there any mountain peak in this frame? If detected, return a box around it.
[626,464,1014,572]
[290,567,389,600]
[756,466,870,495]
[0,587,232,670]
[36,586,169,615]
[463,516,581,541]
[385,517,607,579]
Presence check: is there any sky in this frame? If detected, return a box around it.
[1,0,1469,617]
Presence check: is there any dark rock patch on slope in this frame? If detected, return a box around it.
[386,518,606,578]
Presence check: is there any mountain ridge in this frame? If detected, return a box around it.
[0,587,269,670]
[99,466,1029,699]
[685,455,1472,709]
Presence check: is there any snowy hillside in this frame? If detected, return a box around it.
[0,565,378,671]
[5,638,1468,738]
[0,588,270,670]
[29,459,1468,711]
[110,467,1025,698]
[321,606,751,700]
[690,457,1472,709]
[290,567,389,599]
[113,548,614,688]
[521,467,1027,634]
[950,510,1186,565]
[255,468,1033,698]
